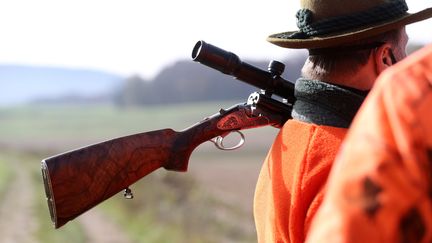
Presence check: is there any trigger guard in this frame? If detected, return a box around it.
[212,131,245,151]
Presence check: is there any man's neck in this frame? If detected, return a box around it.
[301,58,377,91]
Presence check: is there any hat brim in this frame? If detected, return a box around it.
[268,8,432,49]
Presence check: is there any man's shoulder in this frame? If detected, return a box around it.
[277,119,348,155]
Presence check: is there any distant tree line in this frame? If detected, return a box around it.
[113,54,306,107]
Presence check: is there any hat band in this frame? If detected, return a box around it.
[290,0,408,39]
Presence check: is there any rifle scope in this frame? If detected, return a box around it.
[192,40,295,103]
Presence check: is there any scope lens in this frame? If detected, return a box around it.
[191,41,203,59]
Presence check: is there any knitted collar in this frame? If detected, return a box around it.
[292,78,368,128]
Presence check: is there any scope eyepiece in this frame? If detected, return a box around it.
[191,40,203,60]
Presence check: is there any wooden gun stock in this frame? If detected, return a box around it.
[42,100,291,228]
[42,129,179,228]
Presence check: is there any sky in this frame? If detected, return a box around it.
[0,0,430,79]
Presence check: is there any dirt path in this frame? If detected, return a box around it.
[78,209,134,243]
[0,160,37,243]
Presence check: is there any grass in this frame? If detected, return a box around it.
[0,153,14,200]
[99,170,256,243]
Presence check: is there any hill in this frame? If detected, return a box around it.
[114,54,306,106]
[0,65,123,105]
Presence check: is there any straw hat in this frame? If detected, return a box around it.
[268,0,432,49]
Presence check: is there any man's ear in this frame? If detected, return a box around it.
[374,43,393,74]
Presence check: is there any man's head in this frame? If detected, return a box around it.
[301,27,409,89]
[268,0,431,89]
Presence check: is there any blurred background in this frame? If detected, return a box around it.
[0,0,431,242]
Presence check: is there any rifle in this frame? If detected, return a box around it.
[41,40,295,229]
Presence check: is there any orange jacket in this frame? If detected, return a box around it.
[254,119,347,243]
[306,44,432,243]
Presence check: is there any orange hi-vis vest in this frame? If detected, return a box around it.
[254,79,368,243]
[306,44,432,243]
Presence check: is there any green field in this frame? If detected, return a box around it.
[0,102,238,145]
[0,102,278,243]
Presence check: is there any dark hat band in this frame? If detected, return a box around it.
[289,0,408,39]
